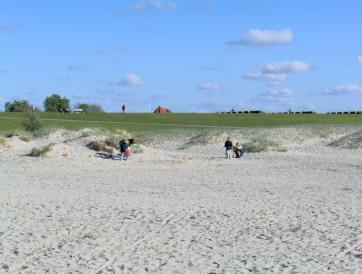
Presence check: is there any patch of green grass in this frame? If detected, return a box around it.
[29,143,55,157]
[1,112,362,130]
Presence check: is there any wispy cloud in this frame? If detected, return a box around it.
[67,64,86,71]
[55,76,70,81]
[197,82,220,91]
[358,56,362,64]
[91,50,107,55]
[0,23,19,32]
[318,85,362,95]
[132,1,178,12]
[112,46,129,51]
[109,73,146,86]
[0,69,9,74]
[194,1,214,9]
[243,60,311,84]
[259,88,292,101]
[227,29,294,47]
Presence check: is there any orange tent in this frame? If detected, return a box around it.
[153,106,172,113]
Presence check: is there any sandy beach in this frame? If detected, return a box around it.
[1,126,361,272]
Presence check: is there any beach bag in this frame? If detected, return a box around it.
[125,148,131,156]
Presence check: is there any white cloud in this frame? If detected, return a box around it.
[320,84,362,95]
[358,56,362,64]
[243,60,311,84]
[67,64,86,71]
[55,76,70,81]
[194,1,214,9]
[243,73,287,82]
[92,50,107,55]
[132,1,178,12]
[260,61,311,74]
[259,88,292,98]
[227,29,294,47]
[0,23,19,32]
[110,73,146,86]
[112,46,129,51]
[197,82,220,90]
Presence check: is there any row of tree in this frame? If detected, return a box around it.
[4,94,104,113]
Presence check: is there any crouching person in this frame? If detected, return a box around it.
[119,139,128,160]
[234,142,243,158]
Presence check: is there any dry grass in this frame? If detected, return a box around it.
[0,138,11,149]
[29,143,56,157]
[328,129,362,149]
[104,138,120,150]
[6,131,22,138]
[242,139,287,153]
[86,140,114,153]
[20,135,33,142]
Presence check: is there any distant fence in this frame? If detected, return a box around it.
[215,110,362,114]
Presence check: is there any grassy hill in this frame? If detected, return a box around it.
[1,112,362,135]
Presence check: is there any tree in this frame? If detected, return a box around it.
[43,94,70,112]
[88,104,103,113]
[4,100,33,112]
[74,103,89,113]
[74,103,103,113]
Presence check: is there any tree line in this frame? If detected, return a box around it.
[4,94,103,113]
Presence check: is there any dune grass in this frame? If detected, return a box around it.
[29,143,55,157]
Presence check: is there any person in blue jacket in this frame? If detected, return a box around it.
[224,137,233,159]
[119,139,128,160]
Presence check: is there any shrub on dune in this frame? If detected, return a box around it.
[86,140,114,153]
[29,143,55,157]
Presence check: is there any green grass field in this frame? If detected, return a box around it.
[1,112,362,136]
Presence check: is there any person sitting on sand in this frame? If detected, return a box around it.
[119,139,128,160]
[224,137,233,159]
[234,142,243,158]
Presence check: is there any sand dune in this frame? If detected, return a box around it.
[1,127,361,272]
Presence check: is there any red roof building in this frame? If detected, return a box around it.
[153,106,172,113]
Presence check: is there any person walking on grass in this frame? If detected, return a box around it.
[224,137,233,159]
[122,104,126,113]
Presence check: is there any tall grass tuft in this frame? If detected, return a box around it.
[29,143,55,157]
[20,135,33,142]
[242,138,287,153]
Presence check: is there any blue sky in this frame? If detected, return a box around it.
[1,0,362,112]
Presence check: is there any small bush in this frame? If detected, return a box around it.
[29,143,55,157]
[22,113,42,132]
[86,141,113,153]
[0,138,11,148]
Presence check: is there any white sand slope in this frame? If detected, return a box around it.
[0,127,361,272]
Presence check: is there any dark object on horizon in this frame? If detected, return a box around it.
[122,104,126,113]
[154,106,172,113]
[128,138,135,145]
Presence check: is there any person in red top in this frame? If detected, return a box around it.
[122,104,126,113]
